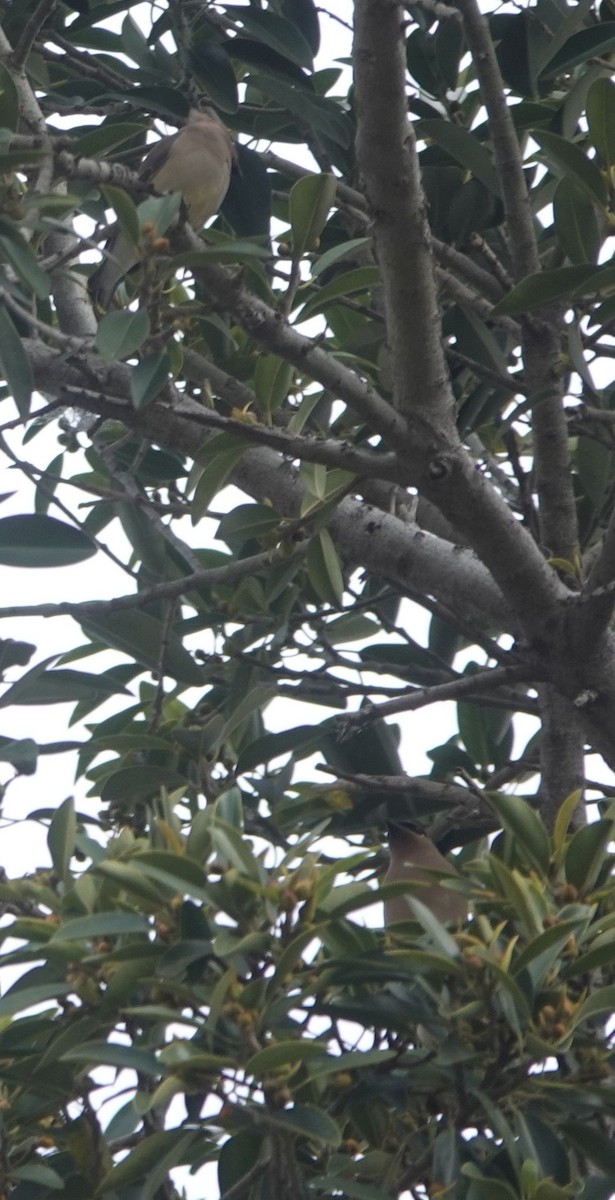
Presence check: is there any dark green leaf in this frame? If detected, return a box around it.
[98,1130,197,1193]
[564,819,613,892]
[237,8,314,70]
[418,120,501,195]
[79,610,204,686]
[543,23,615,76]
[96,309,150,362]
[289,172,337,256]
[492,265,600,316]
[48,796,76,883]
[553,177,601,264]
[306,529,344,605]
[0,218,51,297]
[130,351,170,408]
[488,793,551,875]
[586,77,615,170]
[0,306,33,417]
[263,1103,340,1145]
[100,184,141,247]
[62,1040,160,1073]
[73,121,148,157]
[187,40,239,113]
[0,514,96,567]
[281,0,320,54]
[532,130,608,206]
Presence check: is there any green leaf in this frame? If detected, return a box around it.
[488,794,551,875]
[299,265,380,320]
[48,796,76,883]
[97,1130,197,1193]
[0,514,96,567]
[457,701,512,770]
[492,265,599,316]
[79,610,204,686]
[0,736,37,772]
[218,1130,265,1200]
[52,912,150,940]
[488,857,545,937]
[253,76,352,148]
[121,12,152,68]
[96,309,150,363]
[0,980,72,1017]
[137,190,183,238]
[2,667,130,706]
[192,438,247,521]
[289,173,337,256]
[239,8,314,70]
[553,178,601,264]
[0,218,51,297]
[0,307,33,418]
[187,40,239,113]
[532,130,607,207]
[281,0,320,55]
[310,237,372,280]
[306,529,344,605]
[99,765,188,803]
[62,1040,160,1074]
[100,184,141,247]
[11,1164,64,1189]
[587,77,615,171]
[254,354,295,416]
[246,1040,328,1076]
[562,1121,615,1173]
[263,1103,340,1145]
[544,23,615,76]
[434,19,465,90]
[512,917,589,981]
[236,723,324,772]
[130,351,170,409]
[564,819,614,893]
[418,120,501,195]
[74,122,148,157]
[576,436,613,511]
[571,983,615,1027]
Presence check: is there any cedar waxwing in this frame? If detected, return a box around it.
[89,108,235,307]
[384,822,467,926]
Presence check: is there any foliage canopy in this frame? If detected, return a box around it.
[0,0,615,1197]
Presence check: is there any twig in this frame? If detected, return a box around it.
[0,547,304,620]
[0,287,88,349]
[11,0,58,71]
[341,663,536,726]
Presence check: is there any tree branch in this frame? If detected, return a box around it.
[11,0,58,71]
[353,0,456,439]
[0,547,299,620]
[341,663,537,725]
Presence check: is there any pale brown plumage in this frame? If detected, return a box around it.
[383,823,467,926]
[89,108,234,307]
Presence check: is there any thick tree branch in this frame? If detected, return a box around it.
[353,0,456,440]
[455,0,578,567]
[454,0,539,281]
[188,259,406,447]
[22,341,509,629]
[537,687,585,828]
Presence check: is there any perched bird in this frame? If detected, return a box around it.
[383,821,467,926]
[89,107,235,308]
